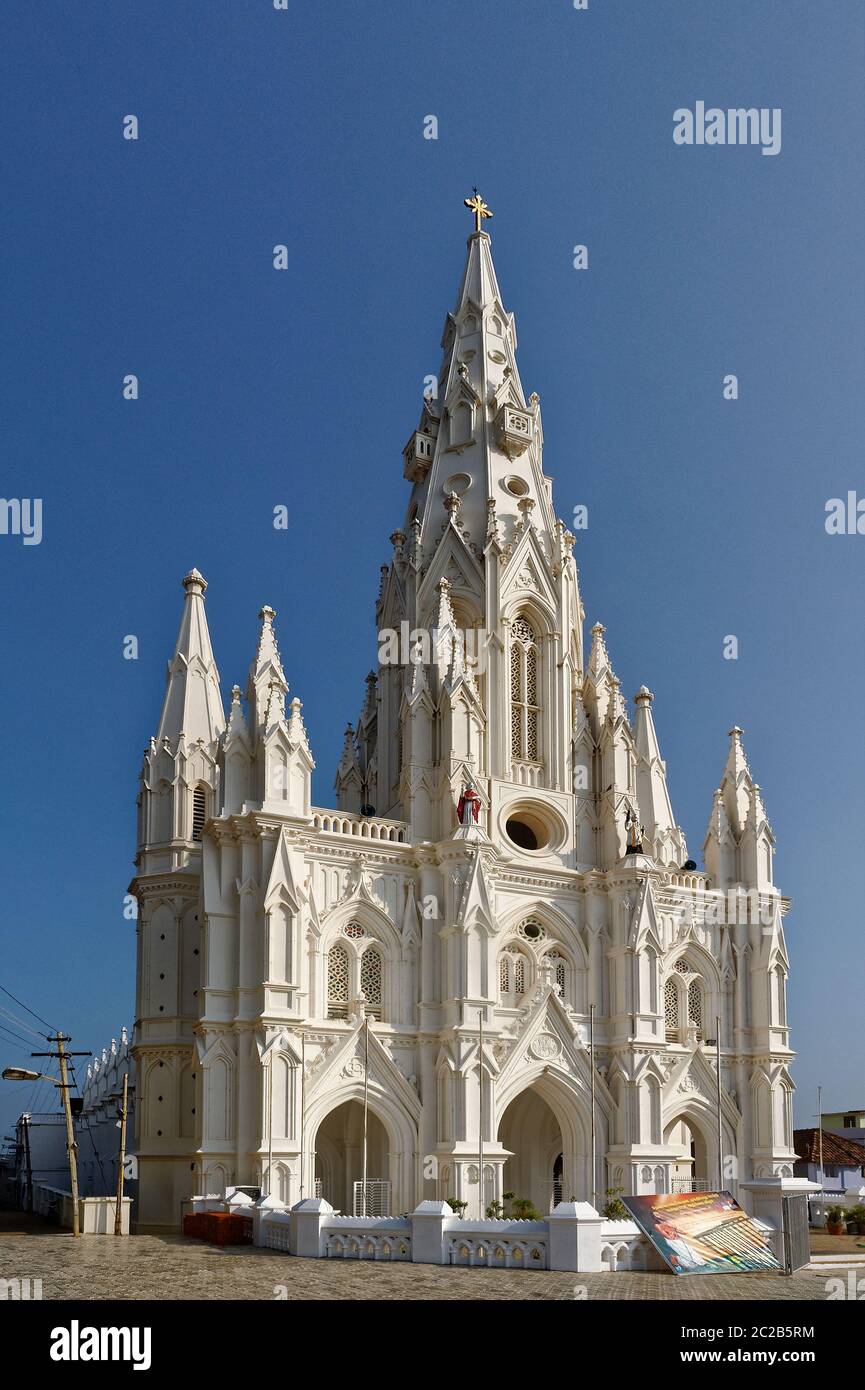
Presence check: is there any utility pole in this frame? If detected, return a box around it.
[715,1016,723,1191]
[299,1033,306,1200]
[589,1004,596,1209]
[22,1114,33,1212]
[114,1071,128,1236]
[361,1014,370,1217]
[31,1034,89,1238]
[266,1057,274,1200]
[817,1085,824,1198]
[478,1008,484,1221]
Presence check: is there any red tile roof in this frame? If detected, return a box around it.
[794,1128,865,1167]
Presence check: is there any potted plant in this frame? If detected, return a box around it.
[446,1197,468,1217]
[826,1204,846,1236]
[602,1186,629,1221]
[846,1204,865,1235]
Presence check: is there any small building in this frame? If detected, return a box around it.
[822,1108,865,1145]
[793,1127,865,1202]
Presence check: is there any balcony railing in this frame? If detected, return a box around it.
[311,809,409,844]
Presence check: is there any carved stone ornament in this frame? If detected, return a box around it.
[341,1057,365,1080]
[529,1033,561,1061]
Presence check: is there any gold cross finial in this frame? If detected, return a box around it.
[464,188,493,234]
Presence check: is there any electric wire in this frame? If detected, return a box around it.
[0,1005,46,1042]
[0,983,57,1035]
[0,1021,36,1050]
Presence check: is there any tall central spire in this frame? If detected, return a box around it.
[403,203,557,557]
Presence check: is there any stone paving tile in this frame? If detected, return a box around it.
[0,1229,856,1301]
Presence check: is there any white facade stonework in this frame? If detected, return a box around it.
[130,225,796,1232]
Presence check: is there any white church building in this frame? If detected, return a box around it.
[130,201,797,1232]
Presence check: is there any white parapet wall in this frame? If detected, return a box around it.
[236,1197,655,1273]
[32,1183,133,1235]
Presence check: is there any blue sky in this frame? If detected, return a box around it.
[0,1,862,1137]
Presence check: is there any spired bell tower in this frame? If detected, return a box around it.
[343,191,586,856]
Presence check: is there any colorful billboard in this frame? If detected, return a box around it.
[622,1190,781,1275]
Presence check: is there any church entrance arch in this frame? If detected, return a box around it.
[664,1111,712,1191]
[497,1079,587,1213]
[313,1100,390,1215]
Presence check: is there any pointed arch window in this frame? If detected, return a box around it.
[510,616,540,762]
[361,946,383,1020]
[687,979,703,1038]
[499,944,529,1002]
[773,965,787,1026]
[664,978,679,1040]
[191,786,207,842]
[326,943,349,1019]
[665,962,706,1042]
[499,954,510,995]
[546,950,567,1001]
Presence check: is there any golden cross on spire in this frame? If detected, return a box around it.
[464,188,493,233]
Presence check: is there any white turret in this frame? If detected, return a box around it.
[633,686,688,867]
[703,727,775,889]
[245,606,314,816]
[136,568,224,872]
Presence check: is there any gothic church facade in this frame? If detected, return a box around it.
[130,212,796,1231]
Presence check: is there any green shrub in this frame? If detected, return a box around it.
[602,1186,629,1220]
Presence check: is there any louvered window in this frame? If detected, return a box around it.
[191,786,207,842]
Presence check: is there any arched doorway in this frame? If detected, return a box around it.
[665,1114,710,1191]
[314,1100,390,1215]
[499,1087,566,1215]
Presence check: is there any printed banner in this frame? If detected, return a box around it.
[622,1191,781,1275]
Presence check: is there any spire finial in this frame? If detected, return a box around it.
[182,567,207,594]
[464,188,493,234]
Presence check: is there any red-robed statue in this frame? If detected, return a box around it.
[457,784,482,826]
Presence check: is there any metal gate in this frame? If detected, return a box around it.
[782,1194,810,1274]
[352,1180,391,1217]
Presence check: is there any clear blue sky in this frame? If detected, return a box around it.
[1,1,862,1139]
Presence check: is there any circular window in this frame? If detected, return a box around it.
[444,473,472,496]
[519,921,545,942]
[503,475,529,498]
[502,800,565,855]
[506,818,540,851]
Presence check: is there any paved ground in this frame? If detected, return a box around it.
[0,1213,857,1300]
[809,1231,865,1254]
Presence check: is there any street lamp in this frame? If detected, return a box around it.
[2,1041,85,1237]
